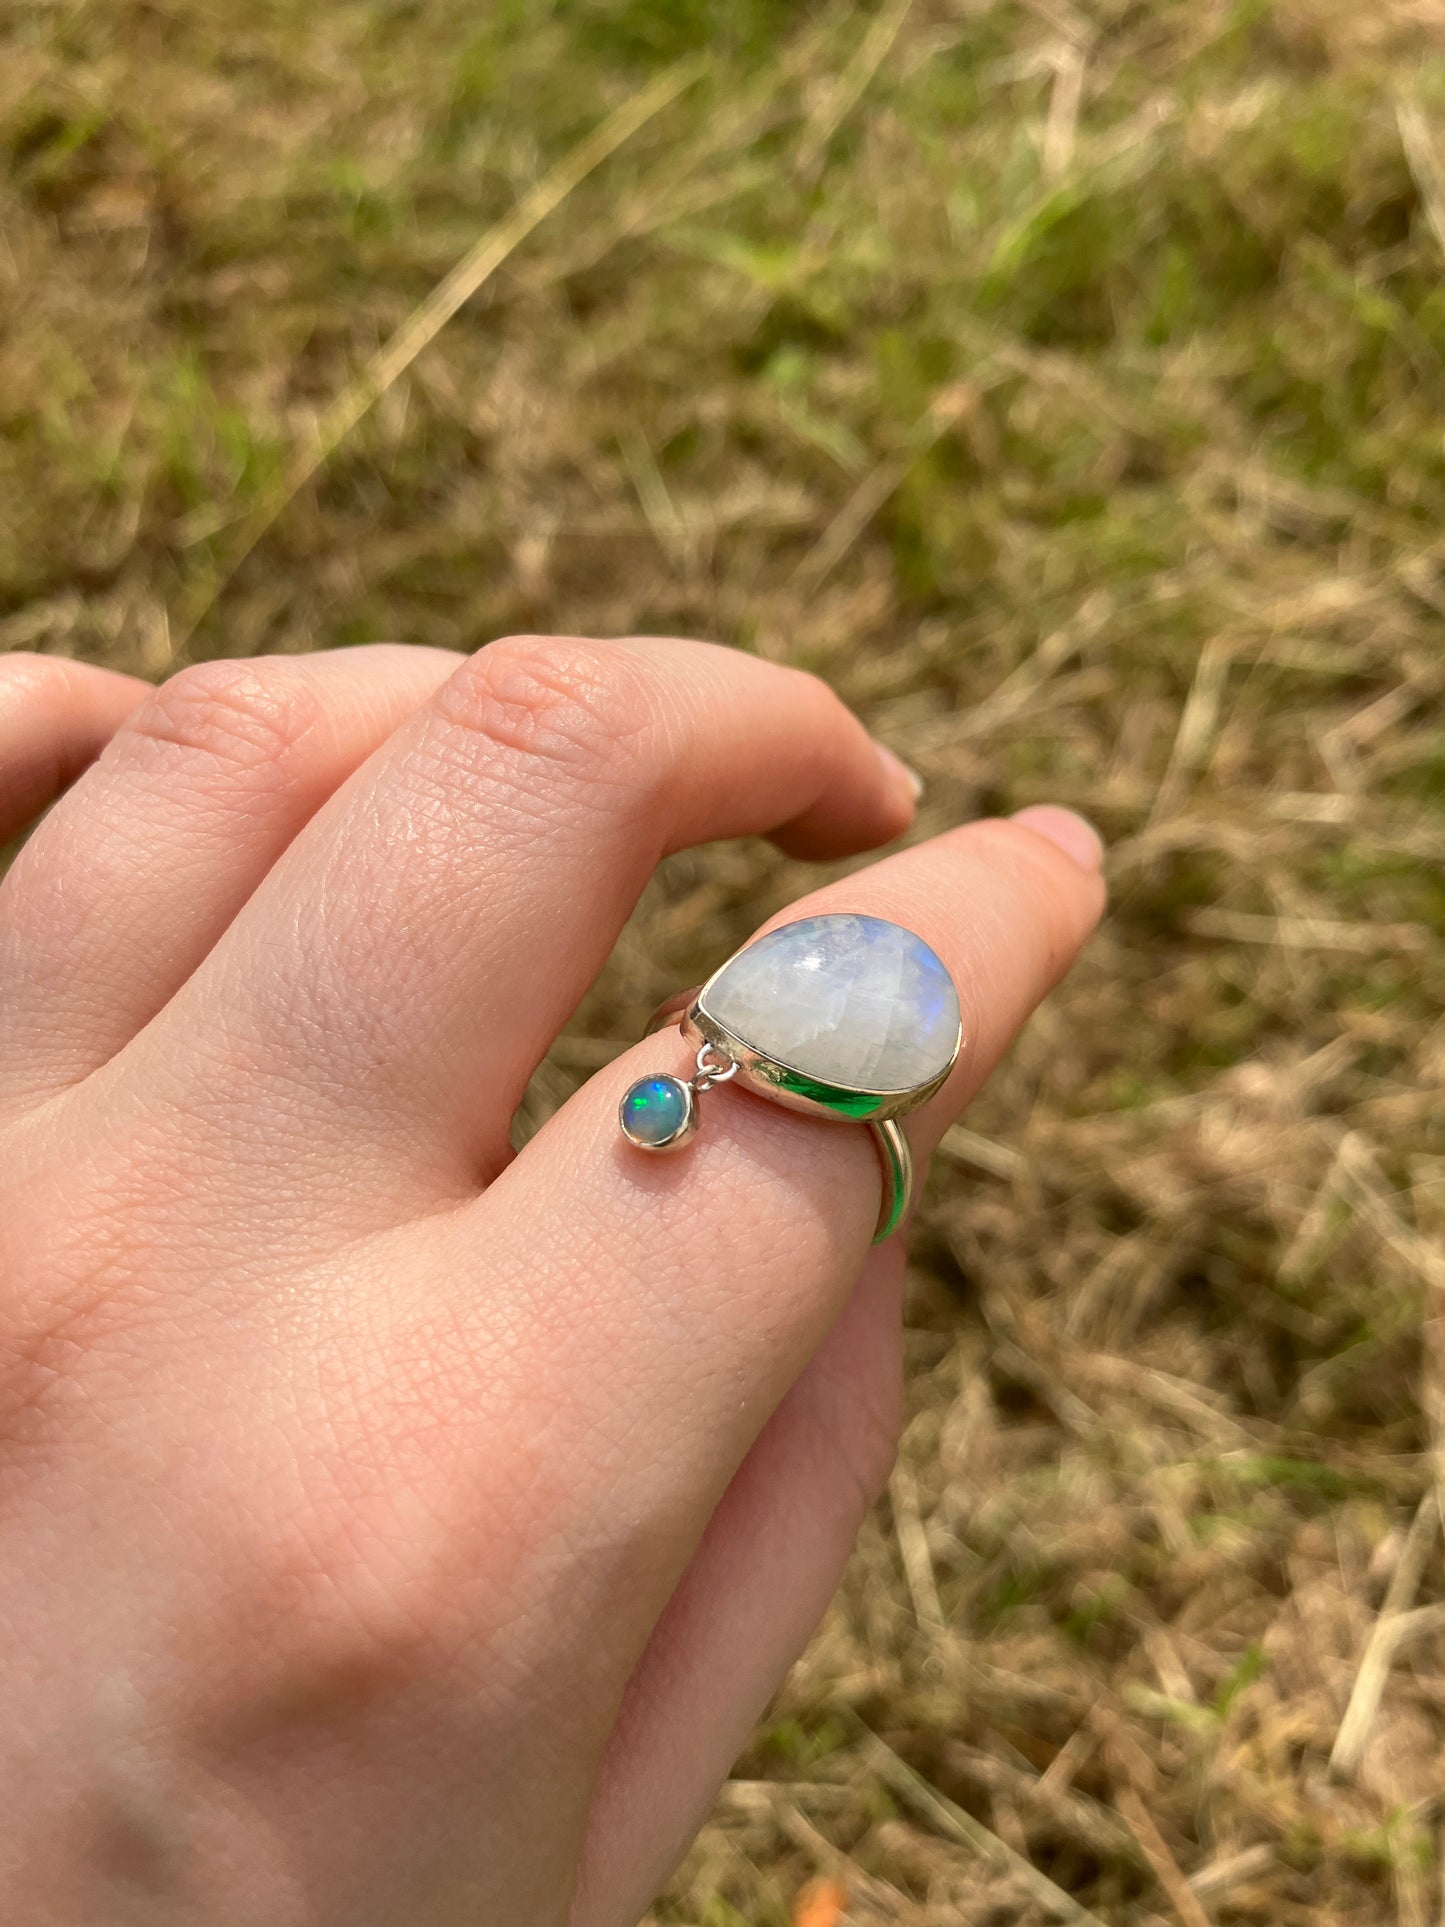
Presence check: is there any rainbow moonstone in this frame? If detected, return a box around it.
[702,914,959,1095]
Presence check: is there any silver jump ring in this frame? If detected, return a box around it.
[690,1043,738,1092]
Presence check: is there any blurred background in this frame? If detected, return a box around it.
[4,2,1444,1922]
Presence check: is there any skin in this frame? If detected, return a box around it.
[0,638,1105,1926]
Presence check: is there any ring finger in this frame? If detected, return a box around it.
[427,809,1105,1689]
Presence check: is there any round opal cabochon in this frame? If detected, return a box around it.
[621,1075,692,1146]
[701,913,960,1094]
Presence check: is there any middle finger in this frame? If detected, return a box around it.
[135,635,916,1193]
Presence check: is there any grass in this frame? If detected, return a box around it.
[4,1,1445,1920]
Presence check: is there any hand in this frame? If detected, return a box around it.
[0,638,1104,1925]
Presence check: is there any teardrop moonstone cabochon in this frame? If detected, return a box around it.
[700,914,960,1095]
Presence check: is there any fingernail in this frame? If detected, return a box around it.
[875,740,924,802]
[1011,804,1105,872]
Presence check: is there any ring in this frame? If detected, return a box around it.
[619,914,962,1243]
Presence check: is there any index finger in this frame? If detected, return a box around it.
[434,809,1103,1595]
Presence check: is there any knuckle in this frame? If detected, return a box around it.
[219,1422,545,1722]
[122,659,321,779]
[432,635,653,784]
[229,1502,453,1712]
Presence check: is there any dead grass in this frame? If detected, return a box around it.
[3,1,1444,1921]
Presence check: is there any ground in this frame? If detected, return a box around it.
[3,1,1444,1921]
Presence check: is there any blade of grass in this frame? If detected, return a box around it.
[1332,1492,1442,1780]
[796,0,914,173]
[1117,1785,1215,1927]
[852,1718,1111,1927]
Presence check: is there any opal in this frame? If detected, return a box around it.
[701,914,960,1096]
[619,1074,694,1150]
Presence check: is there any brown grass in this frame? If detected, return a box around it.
[3,1,1444,1920]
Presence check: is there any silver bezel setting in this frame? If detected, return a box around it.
[673,925,963,1125]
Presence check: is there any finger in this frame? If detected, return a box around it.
[141,636,918,1182]
[443,812,1103,1677]
[572,1251,905,1927]
[0,645,461,1109]
[0,654,149,843]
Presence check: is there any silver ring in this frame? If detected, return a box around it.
[618,914,962,1245]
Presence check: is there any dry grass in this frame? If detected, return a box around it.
[4,1,1445,1921]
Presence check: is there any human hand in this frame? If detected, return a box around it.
[0,638,1104,1925]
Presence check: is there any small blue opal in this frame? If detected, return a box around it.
[619,1074,695,1152]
